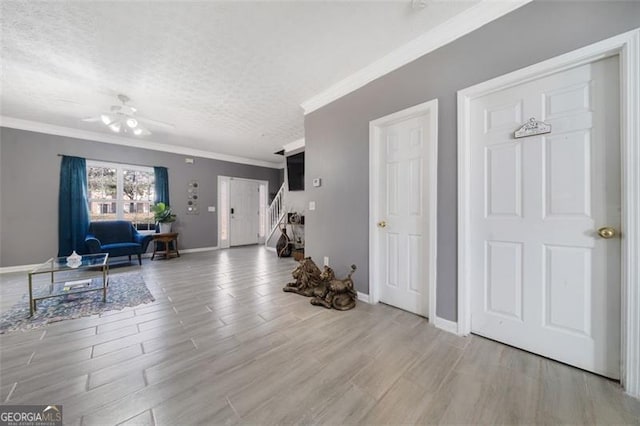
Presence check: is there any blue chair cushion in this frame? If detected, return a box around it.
[84,221,153,261]
[101,242,143,258]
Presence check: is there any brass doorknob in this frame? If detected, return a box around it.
[598,227,616,239]
[377,221,387,228]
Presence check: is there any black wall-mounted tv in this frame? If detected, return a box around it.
[286,152,304,191]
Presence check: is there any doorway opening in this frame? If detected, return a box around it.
[218,176,269,249]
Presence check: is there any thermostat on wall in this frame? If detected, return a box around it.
[312,178,321,187]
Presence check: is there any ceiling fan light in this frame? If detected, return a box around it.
[109,122,121,133]
[133,128,143,136]
[100,114,112,125]
[126,118,138,128]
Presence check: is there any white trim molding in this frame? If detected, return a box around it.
[0,116,282,169]
[283,138,305,154]
[457,28,640,397]
[369,98,439,321]
[301,0,531,114]
[357,292,372,304]
[434,316,459,335]
[180,246,219,254]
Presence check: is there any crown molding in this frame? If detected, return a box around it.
[0,116,283,169]
[300,0,532,115]
[283,138,305,153]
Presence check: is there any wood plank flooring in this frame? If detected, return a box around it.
[1,246,639,425]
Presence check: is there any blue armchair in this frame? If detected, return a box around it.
[85,221,153,265]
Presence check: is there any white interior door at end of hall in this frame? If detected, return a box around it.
[469,56,620,378]
[230,179,260,246]
[377,114,431,317]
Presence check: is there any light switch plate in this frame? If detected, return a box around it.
[208,206,216,212]
[309,201,316,211]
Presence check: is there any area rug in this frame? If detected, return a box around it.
[0,272,155,334]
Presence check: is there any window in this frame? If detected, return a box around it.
[259,182,267,239]
[87,161,155,229]
[219,178,229,242]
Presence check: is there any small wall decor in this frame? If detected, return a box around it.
[186,180,199,214]
[514,117,551,139]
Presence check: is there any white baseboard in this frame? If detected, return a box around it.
[434,316,459,335]
[180,246,218,254]
[0,263,41,274]
[357,291,371,304]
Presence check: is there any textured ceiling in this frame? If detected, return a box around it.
[1,0,479,165]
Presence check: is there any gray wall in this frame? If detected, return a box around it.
[304,0,640,321]
[0,127,281,267]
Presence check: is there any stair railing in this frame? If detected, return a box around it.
[267,183,286,242]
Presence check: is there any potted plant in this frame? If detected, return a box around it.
[151,202,176,233]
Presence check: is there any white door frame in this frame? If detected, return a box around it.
[457,29,640,397]
[369,98,439,320]
[217,176,269,249]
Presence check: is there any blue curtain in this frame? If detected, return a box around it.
[154,166,170,205]
[58,156,90,256]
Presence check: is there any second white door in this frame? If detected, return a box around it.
[230,178,260,246]
[373,108,436,317]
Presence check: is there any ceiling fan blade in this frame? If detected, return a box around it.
[82,112,116,125]
[135,115,175,129]
[55,98,83,105]
[81,116,101,122]
[131,125,152,137]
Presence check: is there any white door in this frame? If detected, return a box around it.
[469,56,620,378]
[374,113,433,317]
[230,179,259,246]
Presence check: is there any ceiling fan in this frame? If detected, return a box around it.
[82,94,174,136]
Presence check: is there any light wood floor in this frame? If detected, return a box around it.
[1,246,639,425]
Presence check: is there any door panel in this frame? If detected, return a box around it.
[544,245,591,335]
[469,56,620,378]
[485,241,523,320]
[485,142,522,217]
[544,132,591,217]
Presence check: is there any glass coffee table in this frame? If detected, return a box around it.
[28,253,109,316]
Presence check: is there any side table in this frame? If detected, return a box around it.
[152,232,180,260]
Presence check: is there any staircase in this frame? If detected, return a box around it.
[266,183,286,243]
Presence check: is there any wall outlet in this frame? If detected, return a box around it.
[324,256,329,266]
[207,206,216,212]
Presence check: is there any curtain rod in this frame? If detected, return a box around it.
[57,154,165,170]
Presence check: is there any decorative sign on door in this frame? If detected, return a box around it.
[514,117,551,138]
